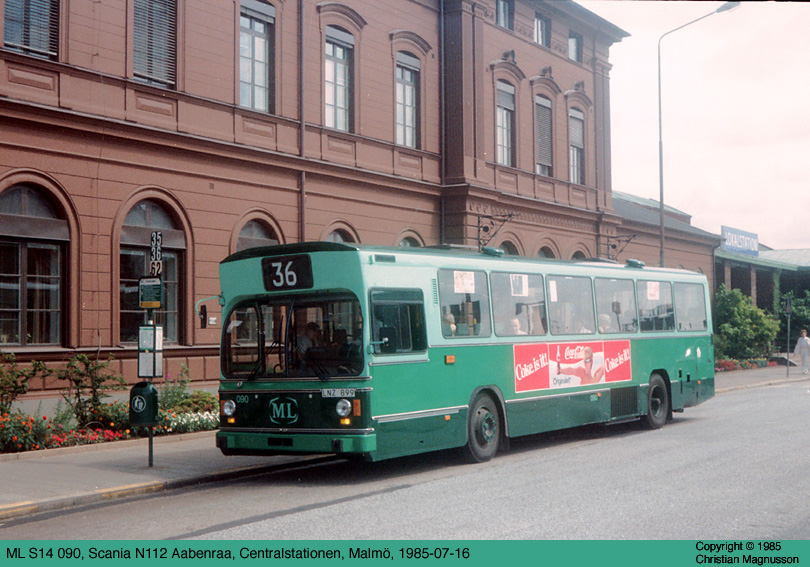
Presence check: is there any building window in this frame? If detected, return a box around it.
[535,95,553,176]
[326,229,354,243]
[239,0,275,113]
[133,0,177,88]
[499,241,519,256]
[534,14,550,47]
[3,0,59,60]
[496,0,513,31]
[568,31,583,63]
[496,81,515,167]
[538,246,555,259]
[569,107,585,184]
[0,185,66,346]
[395,51,420,149]
[325,25,353,132]
[120,200,184,343]
[236,219,279,251]
[398,237,421,248]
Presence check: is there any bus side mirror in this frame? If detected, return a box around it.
[199,305,207,329]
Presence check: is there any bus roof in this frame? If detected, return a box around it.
[220,241,701,277]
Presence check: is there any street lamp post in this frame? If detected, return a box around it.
[657,1,739,267]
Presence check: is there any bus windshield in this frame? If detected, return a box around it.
[222,292,363,380]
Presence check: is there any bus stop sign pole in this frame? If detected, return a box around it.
[785,296,792,378]
[134,231,164,466]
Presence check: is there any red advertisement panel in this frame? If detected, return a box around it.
[514,340,632,393]
[514,343,551,392]
[603,340,632,383]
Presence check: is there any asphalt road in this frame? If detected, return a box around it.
[3,379,809,540]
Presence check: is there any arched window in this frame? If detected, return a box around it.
[326,229,354,243]
[572,250,587,260]
[398,236,421,248]
[538,246,555,259]
[237,219,279,251]
[500,241,519,256]
[120,199,185,343]
[0,185,67,345]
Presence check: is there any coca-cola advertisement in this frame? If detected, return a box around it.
[514,340,632,393]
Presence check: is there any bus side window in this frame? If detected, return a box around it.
[437,270,492,338]
[594,278,638,334]
[370,289,427,354]
[674,283,708,331]
[547,276,595,335]
[491,272,547,336]
[638,281,675,332]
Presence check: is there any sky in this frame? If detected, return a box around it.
[578,0,810,250]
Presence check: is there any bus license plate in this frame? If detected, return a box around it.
[322,388,355,398]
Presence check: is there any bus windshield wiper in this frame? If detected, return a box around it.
[247,330,266,380]
[293,341,331,381]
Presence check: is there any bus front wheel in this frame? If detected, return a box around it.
[465,393,500,463]
[641,373,669,430]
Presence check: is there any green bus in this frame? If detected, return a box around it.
[216,242,713,462]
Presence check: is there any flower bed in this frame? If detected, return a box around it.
[1,356,220,454]
[1,407,219,453]
[715,357,777,372]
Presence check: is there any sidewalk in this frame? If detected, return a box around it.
[0,431,330,521]
[1,365,806,522]
[714,363,807,393]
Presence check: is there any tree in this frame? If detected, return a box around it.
[774,290,810,351]
[714,285,779,360]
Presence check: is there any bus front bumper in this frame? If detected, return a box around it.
[216,429,376,456]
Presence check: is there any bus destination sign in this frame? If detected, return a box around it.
[261,255,314,291]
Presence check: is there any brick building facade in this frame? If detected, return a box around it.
[4,0,713,394]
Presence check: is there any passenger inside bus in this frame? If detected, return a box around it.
[298,322,321,352]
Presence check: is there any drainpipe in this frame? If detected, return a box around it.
[439,0,446,244]
[298,0,307,243]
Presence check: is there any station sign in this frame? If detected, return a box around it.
[721,226,759,257]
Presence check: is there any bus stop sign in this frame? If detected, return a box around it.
[139,277,162,309]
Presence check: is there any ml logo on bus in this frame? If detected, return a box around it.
[268,397,299,425]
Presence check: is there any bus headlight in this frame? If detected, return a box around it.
[222,399,236,417]
[336,399,352,417]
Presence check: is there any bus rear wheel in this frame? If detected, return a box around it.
[641,373,669,430]
[465,393,500,463]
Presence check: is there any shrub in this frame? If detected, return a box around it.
[56,353,127,427]
[172,390,218,413]
[0,353,51,414]
[158,364,192,411]
[714,285,779,360]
